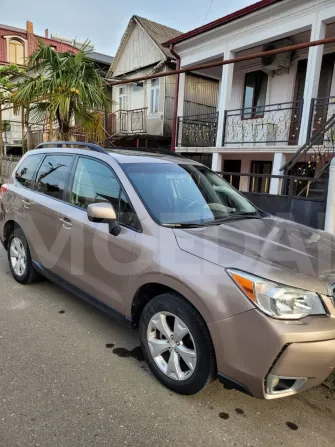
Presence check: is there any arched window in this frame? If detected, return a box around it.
[8,38,25,65]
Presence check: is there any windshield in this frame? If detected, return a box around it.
[122,162,259,226]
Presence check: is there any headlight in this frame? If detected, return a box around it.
[228,269,326,320]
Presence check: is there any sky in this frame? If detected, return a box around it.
[0,0,254,56]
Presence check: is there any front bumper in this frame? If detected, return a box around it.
[209,309,335,399]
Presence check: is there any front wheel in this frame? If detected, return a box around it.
[140,293,216,395]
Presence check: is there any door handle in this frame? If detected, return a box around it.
[60,217,73,229]
[22,199,30,209]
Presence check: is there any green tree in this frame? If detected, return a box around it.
[13,41,109,141]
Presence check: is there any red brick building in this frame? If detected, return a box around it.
[0,20,78,66]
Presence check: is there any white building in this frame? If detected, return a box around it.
[107,16,219,148]
[164,0,335,195]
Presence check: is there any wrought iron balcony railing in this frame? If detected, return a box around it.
[223,101,303,146]
[177,112,218,147]
[308,96,335,146]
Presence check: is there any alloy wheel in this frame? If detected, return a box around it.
[10,237,26,277]
[147,311,197,381]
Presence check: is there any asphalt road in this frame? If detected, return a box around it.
[1,246,335,447]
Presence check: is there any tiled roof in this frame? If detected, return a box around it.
[135,16,182,58]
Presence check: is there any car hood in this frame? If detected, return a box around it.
[173,216,335,295]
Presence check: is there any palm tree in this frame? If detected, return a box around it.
[12,41,109,140]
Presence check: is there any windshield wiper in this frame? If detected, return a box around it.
[162,222,206,228]
[206,212,265,225]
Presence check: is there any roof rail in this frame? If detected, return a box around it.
[36,141,109,154]
[107,147,184,158]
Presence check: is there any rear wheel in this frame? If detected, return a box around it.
[8,228,40,284]
[140,293,216,395]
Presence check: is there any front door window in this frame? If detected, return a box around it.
[71,157,139,229]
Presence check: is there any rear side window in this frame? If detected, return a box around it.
[35,155,73,200]
[15,154,43,189]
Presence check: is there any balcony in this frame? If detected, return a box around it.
[108,108,147,135]
[177,112,218,147]
[223,101,303,146]
[309,96,335,147]
[176,103,304,148]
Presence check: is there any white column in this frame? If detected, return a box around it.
[211,152,223,172]
[298,17,326,145]
[176,73,186,147]
[325,158,335,233]
[177,73,186,117]
[216,48,234,148]
[269,153,286,195]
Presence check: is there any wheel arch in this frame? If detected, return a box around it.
[130,276,214,329]
[3,220,21,250]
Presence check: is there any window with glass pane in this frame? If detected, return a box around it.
[132,82,143,93]
[71,158,120,210]
[8,38,25,64]
[150,79,160,114]
[15,154,43,189]
[35,155,73,200]
[119,87,128,110]
[119,189,140,229]
[242,71,268,119]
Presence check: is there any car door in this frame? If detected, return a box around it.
[55,155,139,314]
[7,153,45,256]
[27,153,75,271]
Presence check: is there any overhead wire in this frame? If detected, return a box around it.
[204,0,215,24]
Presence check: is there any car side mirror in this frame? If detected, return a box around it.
[87,203,121,236]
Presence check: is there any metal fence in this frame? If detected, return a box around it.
[177,112,218,147]
[223,101,303,146]
[308,96,335,145]
[219,171,327,229]
[0,156,21,184]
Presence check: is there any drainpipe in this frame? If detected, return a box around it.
[169,44,181,152]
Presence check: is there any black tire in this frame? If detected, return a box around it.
[7,227,41,284]
[140,293,216,395]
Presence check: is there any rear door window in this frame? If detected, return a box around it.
[35,155,74,200]
[15,154,43,189]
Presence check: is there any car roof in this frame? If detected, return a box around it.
[106,149,201,165]
[26,146,203,166]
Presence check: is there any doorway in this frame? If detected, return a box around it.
[312,53,335,140]
[290,54,335,143]
[223,159,241,189]
[289,59,307,145]
[250,161,272,193]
